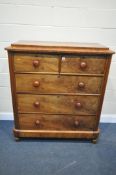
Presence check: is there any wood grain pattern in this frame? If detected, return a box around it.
[14,53,59,72]
[13,128,99,139]
[5,41,114,55]
[95,56,112,130]
[61,55,106,74]
[8,52,19,128]
[18,114,97,131]
[11,41,109,49]
[16,74,103,94]
[17,94,99,115]
[6,41,114,141]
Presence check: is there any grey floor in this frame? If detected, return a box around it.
[0,121,116,175]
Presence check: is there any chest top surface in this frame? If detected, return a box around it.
[5,40,114,55]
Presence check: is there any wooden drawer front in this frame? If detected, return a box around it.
[18,114,96,131]
[16,74,103,94]
[14,54,59,72]
[61,56,106,74]
[18,95,99,115]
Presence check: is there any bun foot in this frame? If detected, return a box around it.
[14,137,20,141]
[91,138,97,144]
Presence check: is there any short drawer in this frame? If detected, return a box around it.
[18,114,97,131]
[17,94,99,115]
[14,53,59,72]
[16,74,103,94]
[61,55,106,74]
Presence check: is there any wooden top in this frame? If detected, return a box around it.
[5,40,114,55]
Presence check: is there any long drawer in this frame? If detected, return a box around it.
[16,74,103,94]
[18,114,97,131]
[17,94,99,115]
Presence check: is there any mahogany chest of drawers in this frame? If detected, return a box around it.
[6,41,114,143]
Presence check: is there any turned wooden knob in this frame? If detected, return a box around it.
[80,62,87,69]
[33,101,40,107]
[75,102,82,108]
[33,60,39,67]
[78,82,85,88]
[74,120,79,126]
[33,81,40,87]
[35,120,40,125]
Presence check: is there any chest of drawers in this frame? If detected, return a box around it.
[6,41,114,143]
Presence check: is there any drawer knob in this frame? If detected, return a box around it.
[33,81,40,87]
[80,62,87,69]
[75,102,82,108]
[35,120,40,125]
[74,120,79,126]
[33,60,39,67]
[33,101,40,108]
[78,82,85,88]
